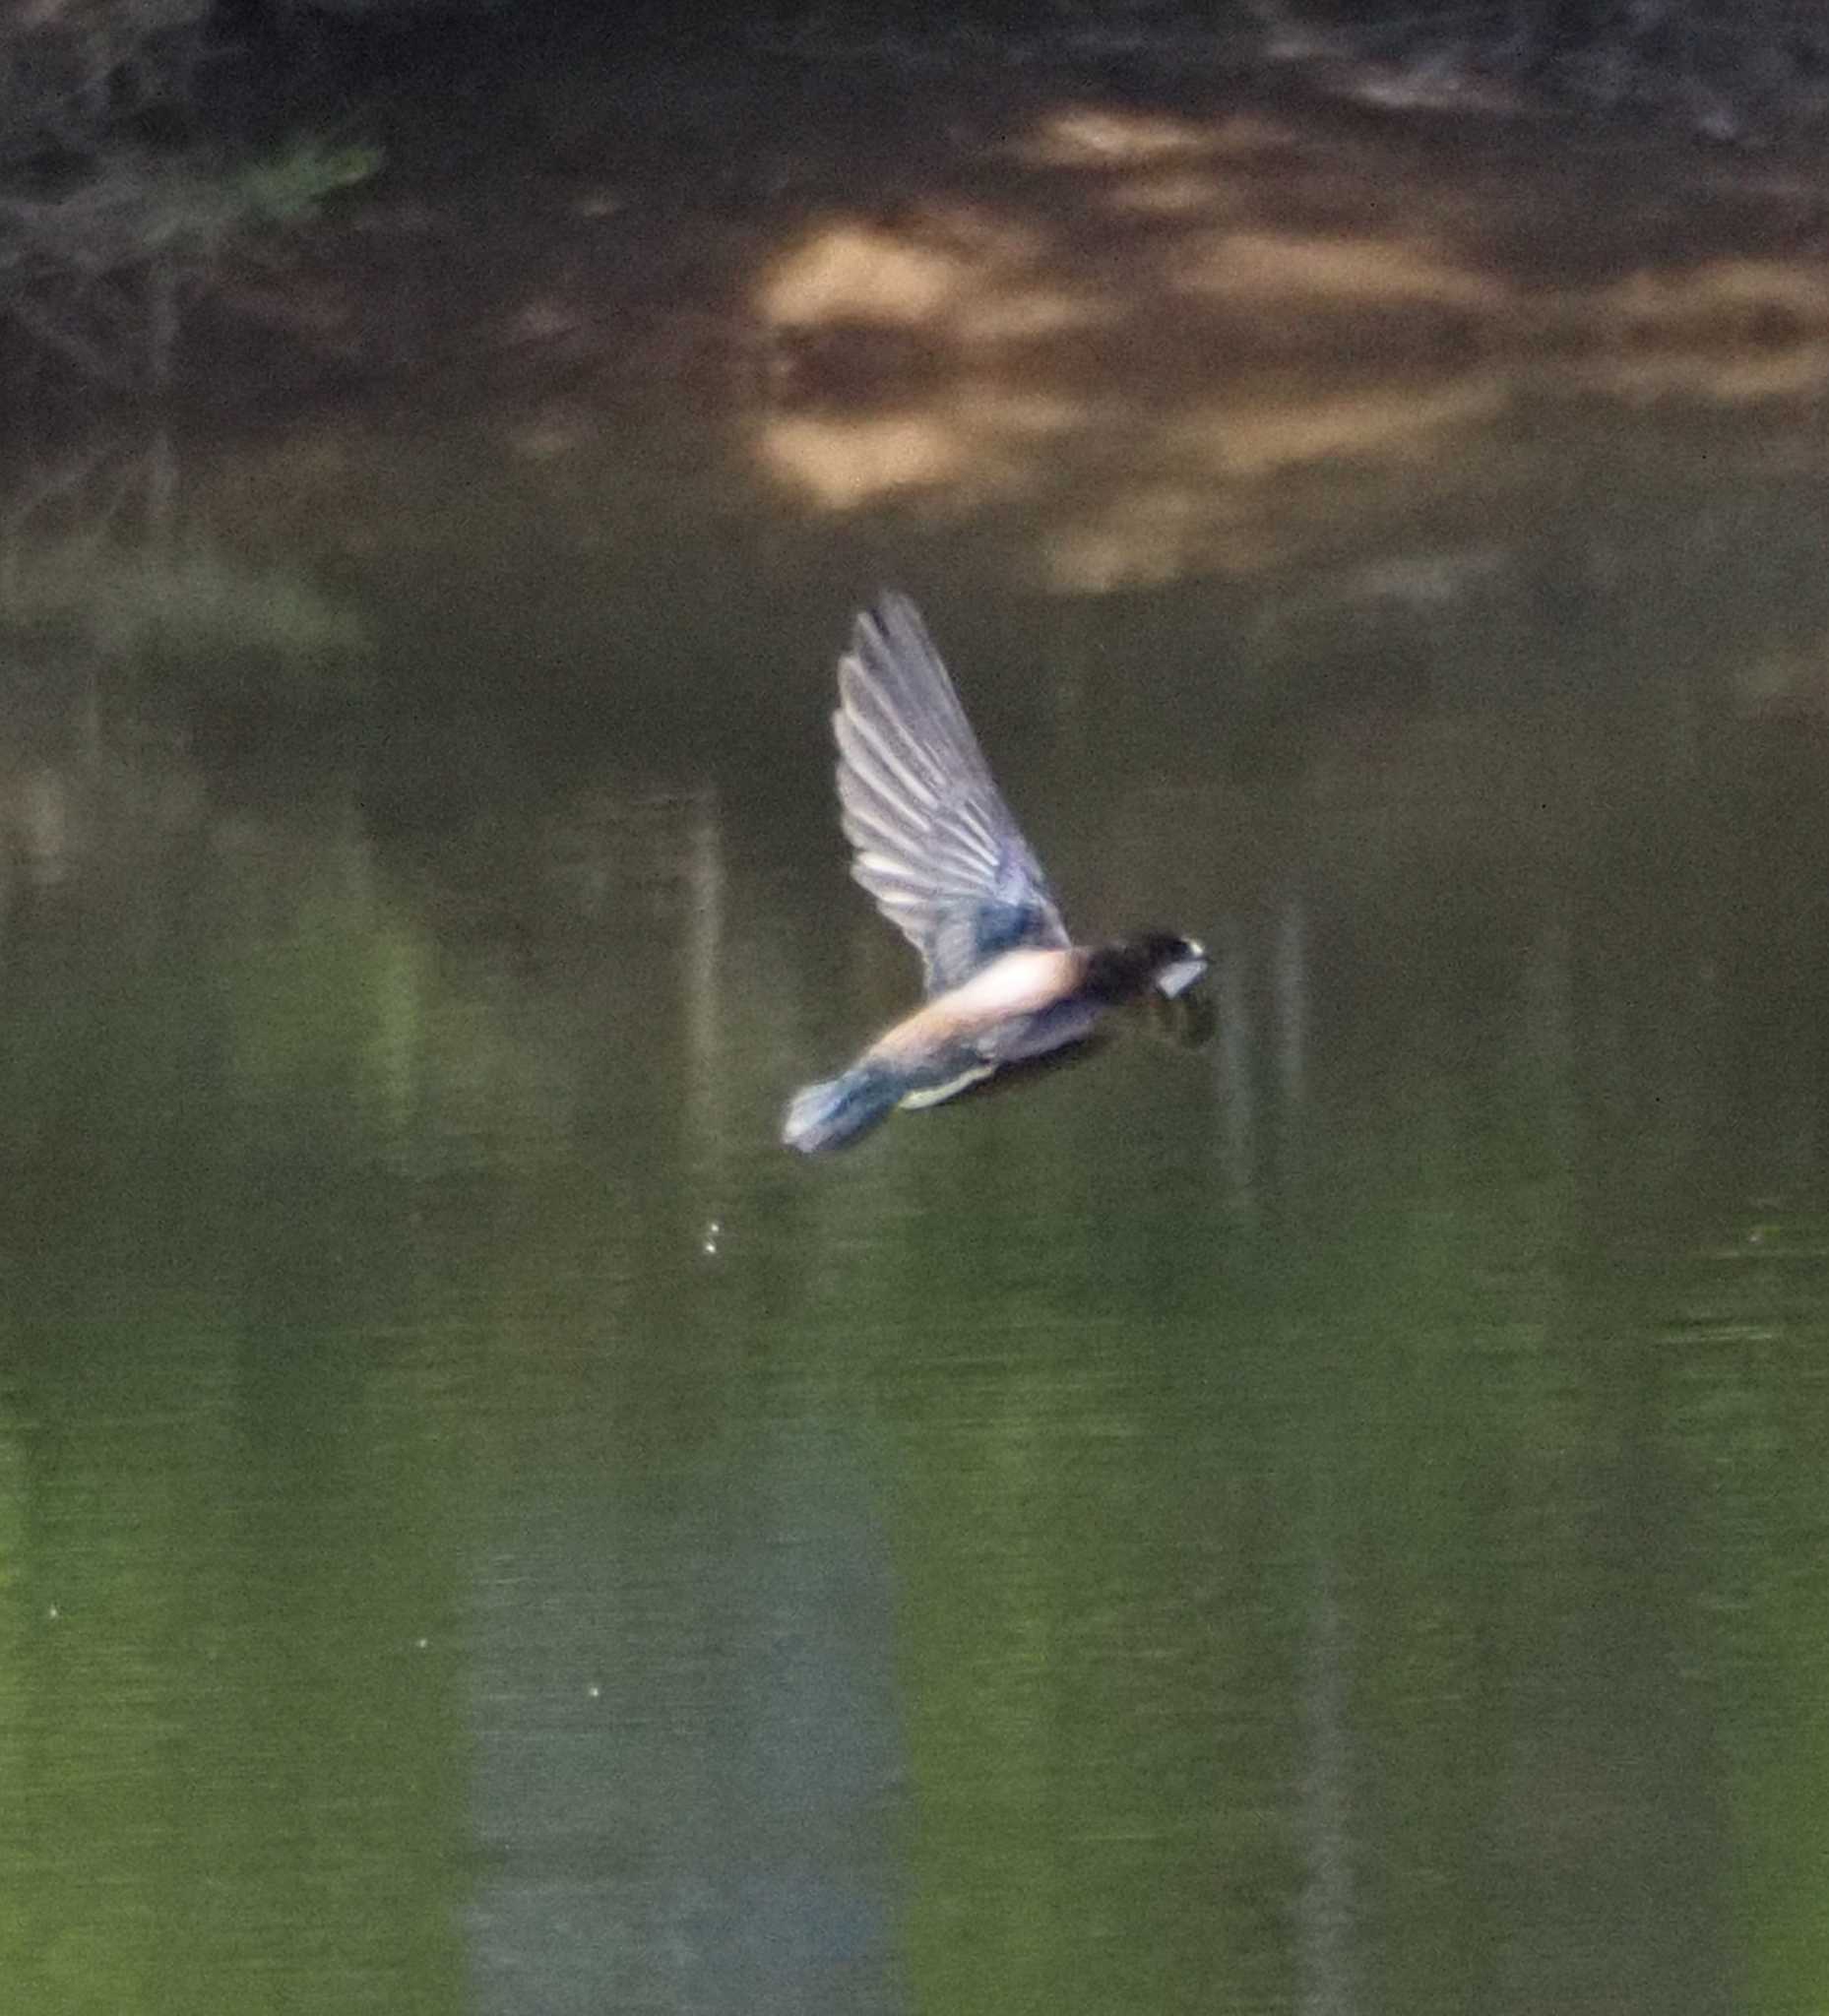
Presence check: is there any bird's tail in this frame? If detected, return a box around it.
[782,1062,903,1154]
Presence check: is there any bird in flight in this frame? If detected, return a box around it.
[783,593,1208,1153]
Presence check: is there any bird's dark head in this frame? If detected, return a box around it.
[1084,932,1208,1005]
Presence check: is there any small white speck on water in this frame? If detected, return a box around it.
[46,1605,58,1621]
[415,1637,429,1651]
[702,1239,719,1257]
[587,1682,601,1700]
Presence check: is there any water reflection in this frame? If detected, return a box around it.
[4,385,1829,2012]
[745,96,1829,592]
[468,1414,903,2016]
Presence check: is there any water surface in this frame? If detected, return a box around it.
[3,371,1829,2014]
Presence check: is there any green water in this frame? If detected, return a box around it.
[3,386,1829,2013]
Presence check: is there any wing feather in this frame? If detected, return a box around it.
[832,593,1070,992]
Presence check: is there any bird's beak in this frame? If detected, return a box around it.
[1154,943,1207,1000]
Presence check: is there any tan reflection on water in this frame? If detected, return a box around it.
[1166,228,1510,313]
[744,101,1829,591]
[751,384,1086,515]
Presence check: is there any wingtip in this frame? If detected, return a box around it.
[843,589,924,675]
[844,588,901,645]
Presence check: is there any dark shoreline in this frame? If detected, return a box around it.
[10,15,1829,435]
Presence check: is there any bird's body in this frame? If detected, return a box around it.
[874,947,1091,1063]
[783,594,1208,1154]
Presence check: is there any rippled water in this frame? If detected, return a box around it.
[3,372,1828,2013]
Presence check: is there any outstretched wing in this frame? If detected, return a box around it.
[834,593,1070,995]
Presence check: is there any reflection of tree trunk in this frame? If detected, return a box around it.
[1297,1538,1353,2016]
[1274,889,1308,1186]
[1525,908,1575,1168]
[682,784,725,1174]
[465,1418,906,2016]
[0,434,179,888]
[1494,1344,1731,2015]
[1212,889,1309,1212]
[1214,928,1255,1211]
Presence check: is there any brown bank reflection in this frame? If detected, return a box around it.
[746,102,1829,590]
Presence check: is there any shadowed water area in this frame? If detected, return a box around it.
[6,141,1829,2007]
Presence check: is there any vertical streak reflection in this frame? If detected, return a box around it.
[1297,1542,1353,2016]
